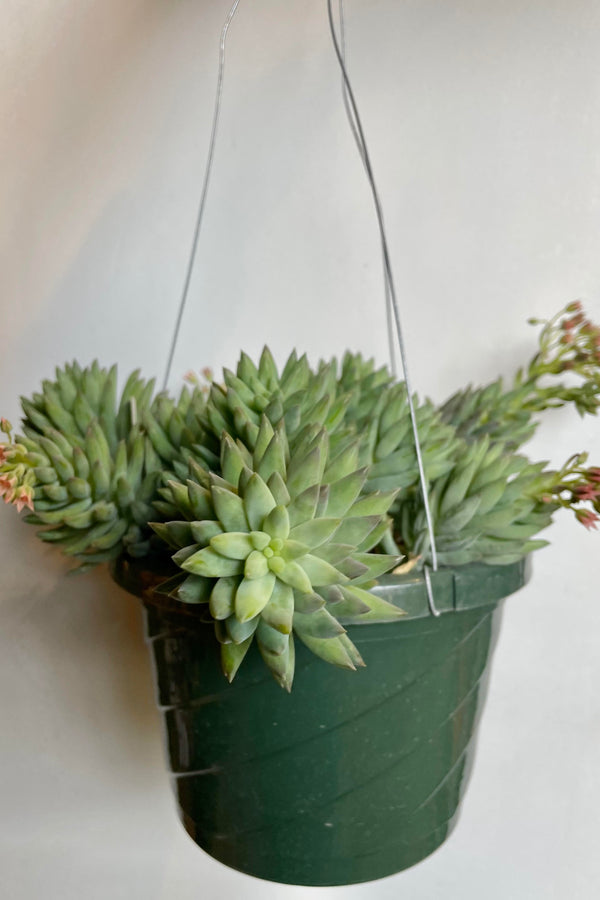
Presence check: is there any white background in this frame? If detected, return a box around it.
[1,1,599,898]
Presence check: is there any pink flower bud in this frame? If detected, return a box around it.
[566,300,583,314]
[575,508,600,530]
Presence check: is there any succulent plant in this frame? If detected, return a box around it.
[0,362,205,567]
[358,382,462,493]
[395,436,559,565]
[152,416,403,689]
[1,303,599,680]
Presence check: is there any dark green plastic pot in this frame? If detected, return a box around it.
[112,557,530,886]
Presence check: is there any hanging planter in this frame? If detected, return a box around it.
[112,554,529,886]
[1,0,599,887]
[1,308,599,885]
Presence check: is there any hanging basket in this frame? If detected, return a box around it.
[112,556,529,886]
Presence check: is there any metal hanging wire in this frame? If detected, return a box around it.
[162,0,243,391]
[328,0,440,614]
[164,0,441,615]
[337,0,397,378]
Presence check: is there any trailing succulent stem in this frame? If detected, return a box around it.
[440,302,600,449]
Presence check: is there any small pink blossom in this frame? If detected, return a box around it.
[575,508,600,530]
[587,467,600,484]
[573,484,600,502]
[0,474,16,500]
[13,486,34,513]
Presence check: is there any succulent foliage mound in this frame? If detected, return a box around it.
[2,303,599,685]
[0,363,204,568]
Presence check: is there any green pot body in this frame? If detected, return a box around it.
[114,558,529,886]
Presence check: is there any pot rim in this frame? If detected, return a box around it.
[110,554,531,624]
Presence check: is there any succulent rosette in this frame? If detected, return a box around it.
[152,416,404,690]
[0,362,205,567]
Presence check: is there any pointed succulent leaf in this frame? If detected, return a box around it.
[267,471,291,506]
[253,416,275,464]
[280,540,311,561]
[172,544,201,566]
[226,614,260,645]
[258,633,295,692]
[293,609,346,639]
[209,576,239,619]
[286,445,323,498]
[178,575,212,604]
[250,530,271,550]
[235,573,276,622]
[271,559,312,593]
[293,591,326,614]
[324,442,360,481]
[221,636,254,682]
[348,490,398,517]
[182,546,244,577]
[336,557,369,579]
[346,552,400,583]
[325,468,367,517]
[244,549,270,579]
[311,542,355,565]
[257,433,286,482]
[338,633,366,668]
[287,484,319,527]
[258,346,280,390]
[210,532,254,559]
[438,496,482,534]
[334,515,381,546]
[220,435,247,488]
[256,619,288,656]
[298,554,348,586]
[261,579,294,634]
[243,473,276,529]
[295,632,356,670]
[262,504,290,540]
[211,486,248,532]
[190,520,223,544]
[337,585,405,623]
[288,517,340,549]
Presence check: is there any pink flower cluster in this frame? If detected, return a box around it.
[557,301,600,369]
[0,434,35,514]
[569,465,600,530]
[0,472,34,513]
[538,455,600,532]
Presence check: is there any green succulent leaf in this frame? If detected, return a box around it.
[235,573,276,622]
[182,546,245,578]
